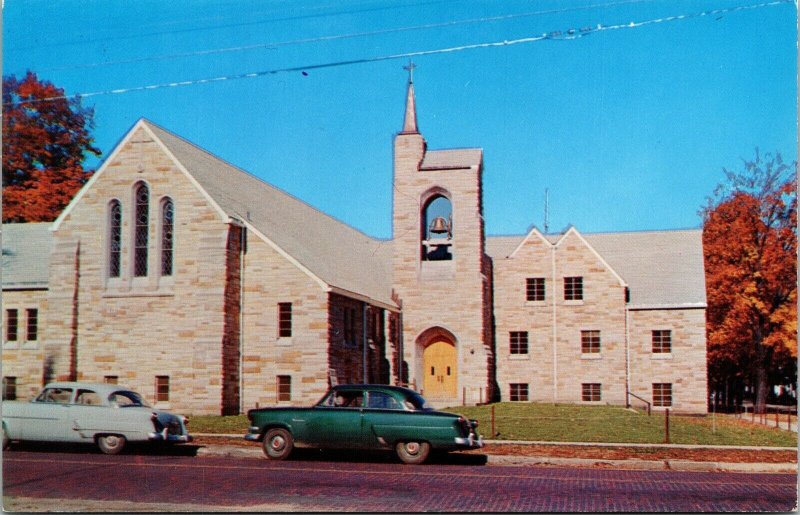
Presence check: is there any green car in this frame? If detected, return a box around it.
[244,384,482,464]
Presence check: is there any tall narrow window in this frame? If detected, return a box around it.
[134,183,149,277]
[421,193,453,261]
[278,303,292,338]
[155,376,169,402]
[161,198,174,276]
[26,308,38,341]
[277,375,292,401]
[2,377,17,400]
[509,331,529,355]
[6,309,18,342]
[108,200,122,278]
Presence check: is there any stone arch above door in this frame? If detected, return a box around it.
[416,327,458,400]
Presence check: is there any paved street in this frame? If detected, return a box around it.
[3,447,797,512]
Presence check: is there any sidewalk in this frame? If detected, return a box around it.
[192,433,797,473]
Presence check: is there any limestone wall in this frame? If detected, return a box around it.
[2,289,47,399]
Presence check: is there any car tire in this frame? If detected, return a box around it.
[262,428,293,460]
[395,440,431,465]
[97,434,126,455]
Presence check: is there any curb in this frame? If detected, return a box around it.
[194,443,797,473]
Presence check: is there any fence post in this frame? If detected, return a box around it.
[491,404,496,438]
[664,408,670,444]
[775,408,779,428]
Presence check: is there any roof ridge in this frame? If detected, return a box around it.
[142,119,385,244]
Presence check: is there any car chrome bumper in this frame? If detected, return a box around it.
[148,431,193,443]
[455,434,483,448]
[244,426,261,442]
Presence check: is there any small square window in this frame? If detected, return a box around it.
[155,376,170,402]
[278,303,292,338]
[564,277,583,301]
[104,376,118,384]
[581,330,601,354]
[510,383,529,402]
[6,309,18,342]
[3,377,17,400]
[26,308,38,341]
[582,383,601,402]
[277,375,291,402]
[509,331,529,354]
[652,330,672,353]
[525,278,545,302]
[653,383,672,407]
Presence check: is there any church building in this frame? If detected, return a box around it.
[2,75,708,414]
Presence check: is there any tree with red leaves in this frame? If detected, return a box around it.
[702,150,797,413]
[3,72,101,222]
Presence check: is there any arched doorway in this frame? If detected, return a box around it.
[417,327,458,400]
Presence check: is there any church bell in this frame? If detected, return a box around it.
[429,216,450,235]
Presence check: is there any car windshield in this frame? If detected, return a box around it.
[108,390,150,408]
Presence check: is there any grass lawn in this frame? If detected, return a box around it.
[188,403,797,448]
[446,403,798,447]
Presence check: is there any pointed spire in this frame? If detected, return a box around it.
[401,61,418,134]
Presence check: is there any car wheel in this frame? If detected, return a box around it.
[395,440,431,465]
[97,434,126,455]
[262,428,293,460]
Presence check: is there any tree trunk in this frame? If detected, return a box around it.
[755,364,769,414]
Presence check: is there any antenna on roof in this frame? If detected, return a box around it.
[544,188,549,234]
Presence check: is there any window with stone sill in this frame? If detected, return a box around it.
[133,183,150,278]
[277,375,291,401]
[155,375,169,402]
[5,309,18,342]
[652,383,672,407]
[526,277,545,302]
[509,331,529,355]
[278,303,292,338]
[108,200,122,278]
[510,383,529,401]
[582,383,601,402]
[160,198,174,277]
[652,330,672,354]
[564,276,583,301]
[581,330,601,354]
[26,308,38,341]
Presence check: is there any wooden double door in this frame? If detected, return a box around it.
[422,340,457,398]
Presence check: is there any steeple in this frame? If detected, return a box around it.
[401,61,418,134]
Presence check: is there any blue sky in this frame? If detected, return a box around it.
[4,0,797,239]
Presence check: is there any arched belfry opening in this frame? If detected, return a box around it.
[420,191,453,261]
[415,327,458,400]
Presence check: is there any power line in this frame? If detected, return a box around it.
[6,0,791,107]
[40,0,661,73]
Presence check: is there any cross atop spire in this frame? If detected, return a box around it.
[403,60,416,84]
[401,61,419,134]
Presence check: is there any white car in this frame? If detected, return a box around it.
[2,381,192,454]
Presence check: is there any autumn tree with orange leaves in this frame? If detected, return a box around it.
[702,150,797,413]
[3,72,101,222]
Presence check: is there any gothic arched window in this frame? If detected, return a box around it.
[420,193,453,261]
[108,200,122,278]
[160,198,174,276]
[133,182,149,277]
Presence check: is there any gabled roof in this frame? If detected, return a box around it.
[486,228,707,309]
[142,121,397,310]
[2,222,52,290]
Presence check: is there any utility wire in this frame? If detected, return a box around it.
[40,0,661,73]
[6,0,791,107]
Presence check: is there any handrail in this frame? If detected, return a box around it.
[627,391,651,416]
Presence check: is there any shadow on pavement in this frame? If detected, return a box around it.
[287,448,488,466]
[5,441,201,457]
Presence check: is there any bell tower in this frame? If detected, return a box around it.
[391,64,495,405]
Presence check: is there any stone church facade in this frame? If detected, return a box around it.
[2,78,708,414]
